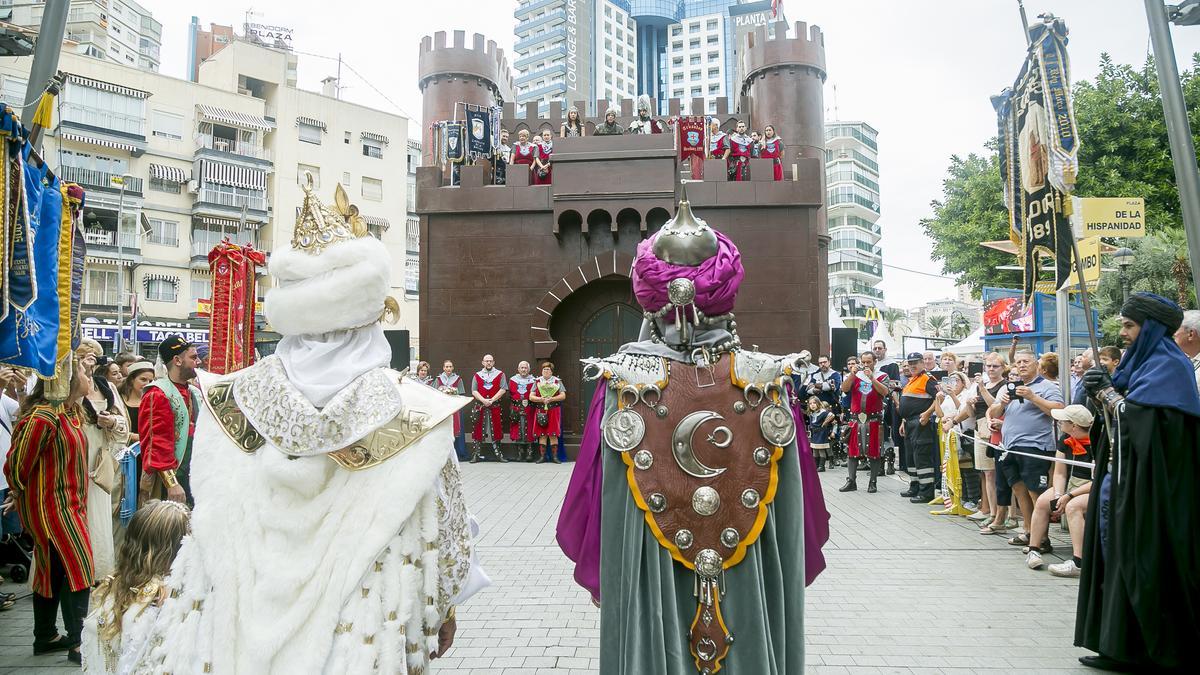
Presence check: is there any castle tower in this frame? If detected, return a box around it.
[417,31,515,167]
[740,21,827,162]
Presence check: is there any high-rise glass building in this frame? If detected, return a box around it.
[825,121,885,333]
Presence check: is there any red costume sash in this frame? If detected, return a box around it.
[473,371,506,442]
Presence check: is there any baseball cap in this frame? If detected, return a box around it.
[905,352,923,362]
[1051,404,1094,428]
[157,335,193,362]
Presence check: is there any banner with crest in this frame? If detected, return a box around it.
[677,116,707,164]
[464,106,492,156]
[207,241,266,375]
[993,18,1079,303]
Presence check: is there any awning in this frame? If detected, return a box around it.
[296,116,327,130]
[197,104,275,132]
[58,132,138,153]
[197,216,240,228]
[360,131,389,145]
[142,273,179,287]
[85,255,133,268]
[363,215,390,230]
[149,163,188,183]
[200,160,266,191]
[67,73,150,99]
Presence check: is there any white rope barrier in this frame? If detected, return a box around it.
[947,429,1095,470]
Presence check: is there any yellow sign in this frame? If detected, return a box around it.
[196,299,264,316]
[1071,197,1145,238]
[1056,236,1101,292]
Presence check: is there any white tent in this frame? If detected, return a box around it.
[943,326,987,358]
[868,317,900,356]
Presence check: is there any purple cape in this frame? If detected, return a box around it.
[556,379,830,600]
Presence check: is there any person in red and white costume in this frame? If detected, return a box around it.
[760,124,786,182]
[529,362,566,464]
[510,129,537,183]
[532,130,553,185]
[508,361,537,461]
[726,120,753,181]
[471,354,508,463]
[139,336,200,506]
[839,350,891,493]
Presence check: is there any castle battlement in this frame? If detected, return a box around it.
[418,30,515,101]
[740,20,826,94]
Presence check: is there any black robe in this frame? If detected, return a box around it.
[1075,402,1200,668]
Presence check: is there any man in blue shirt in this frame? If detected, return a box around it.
[986,349,1065,540]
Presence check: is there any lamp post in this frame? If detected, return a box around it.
[1113,246,1136,305]
[113,173,133,353]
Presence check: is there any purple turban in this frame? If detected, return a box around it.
[632,229,744,316]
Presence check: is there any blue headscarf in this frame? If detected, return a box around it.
[1111,293,1200,417]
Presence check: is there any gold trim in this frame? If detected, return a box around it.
[327,408,433,471]
[203,381,266,454]
[689,592,731,673]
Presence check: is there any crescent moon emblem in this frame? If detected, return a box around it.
[672,411,728,478]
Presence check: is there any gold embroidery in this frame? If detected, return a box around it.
[204,381,266,454]
[363,635,375,645]
[334,622,354,634]
[327,407,432,471]
[361,587,370,598]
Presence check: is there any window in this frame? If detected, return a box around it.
[1,75,28,105]
[84,269,121,306]
[405,258,419,295]
[672,73,683,83]
[344,131,351,144]
[708,51,719,62]
[707,19,718,30]
[191,278,212,302]
[690,54,700,65]
[707,35,719,45]
[61,83,145,135]
[367,223,385,240]
[362,140,384,159]
[298,122,322,144]
[689,22,700,31]
[407,182,416,209]
[691,71,701,81]
[708,68,720,78]
[146,218,178,246]
[671,26,682,36]
[605,4,612,16]
[298,164,320,188]
[362,177,383,201]
[343,172,351,185]
[672,56,683,66]
[672,41,682,51]
[151,110,183,140]
[149,177,181,193]
[691,86,702,96]
[145,278,177,303]
[689,39,700,49]
[406,217,419,252]
[673,89,684,98]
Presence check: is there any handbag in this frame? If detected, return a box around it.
[536,408,550,428]
[90,443,118,494]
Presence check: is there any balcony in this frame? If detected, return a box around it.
[825,125,878,151]
[83,229,139,250]
[81,290,131,311]
[514,0,562,20]
[515,27,565,52]
[515,63,567,87]
[834,283,885,301]
[514,45,566,70]
[828,191,881,214]
[829,260,883,283]
[516,8,566,34]
[195,188,268,213]
[59,166,143,196]
[138,44,161,61]
[60,102,145,139]
[195,133,273,164]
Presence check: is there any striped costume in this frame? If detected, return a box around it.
[4,406,94,596]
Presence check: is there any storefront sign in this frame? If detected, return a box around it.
[82,324,209,345]
[1070,197,1145,238]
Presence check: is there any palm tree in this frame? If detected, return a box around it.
[881,308,907,335]
[926,315,949,337]
[950,317,971,340]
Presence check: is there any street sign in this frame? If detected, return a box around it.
[1070,197,1146,238]
[1057,235,1101,292]
[110,175,124,187]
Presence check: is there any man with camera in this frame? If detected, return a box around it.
[839,351,891,493]
[987,349,1064,545]
[807,355,842,409]
[899,352,940,502]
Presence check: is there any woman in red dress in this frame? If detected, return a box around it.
[532,129,554,185]
[761,124,786,181]
[529,362,566,464]
[510,129,537,183]
[4,359,93,663]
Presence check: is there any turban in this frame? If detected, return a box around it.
[1121,292,1184,333]
[632,230,744,317]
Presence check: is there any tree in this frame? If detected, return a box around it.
[882,308,908,335]
[950,315,972,340]
[926,315,949,337]
[922,54,1200,302]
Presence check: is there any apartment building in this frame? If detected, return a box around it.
[0,37,418,357]
[825,121,885,336]
[4,0,163,71]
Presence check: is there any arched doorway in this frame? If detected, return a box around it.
[547,277,638,442]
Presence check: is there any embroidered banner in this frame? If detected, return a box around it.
[445,121,465,165]
[677,116,707,164]
[207,241,266,374]
[465,107,492,156]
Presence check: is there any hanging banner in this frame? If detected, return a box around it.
[445,121,465,165]
[993,17,1079,303]
[1069,197,1146,238]
[207,241,266,375]
[465,107,492,156]
[677,116,707,164]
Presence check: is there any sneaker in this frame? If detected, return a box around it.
[1049,559,1081,578]
[962,501,978,511]
[967,510,992,522]
[1025,551,1044,570]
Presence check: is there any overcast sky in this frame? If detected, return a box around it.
[150,1,1200,309]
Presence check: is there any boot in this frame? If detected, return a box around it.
[885,450,896,475]
[493,442,508,463]
[900,481,919,498]
[469,442,483,463]
[867,458,881,493]
[551,441,563,464]
[911,486,934,503]
[839,457,858,492]
[525,443,536,462]
[815,453,826,472]
[534,442,547,464]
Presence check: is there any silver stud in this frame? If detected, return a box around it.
[741,488,760,509]
[753,446,771,466]
[733,401,747,414]
[720,527,739,548]
[674,529,694,549]
[634,450,654,470]
[692,486,721,516]
[694,549,723,577]
[648,493,667,513]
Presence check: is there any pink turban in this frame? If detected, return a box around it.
[632,229,744,316]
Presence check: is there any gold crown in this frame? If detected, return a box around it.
[292,172,369,254]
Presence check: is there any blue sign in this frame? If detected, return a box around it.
[82,324,209,345]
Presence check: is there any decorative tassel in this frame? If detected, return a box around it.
[31,91,54,129]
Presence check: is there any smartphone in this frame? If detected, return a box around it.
[929,369,949,380]
[967,362,984,378]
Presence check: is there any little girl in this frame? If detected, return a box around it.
[82,500,191,674]
[807,399,834,472]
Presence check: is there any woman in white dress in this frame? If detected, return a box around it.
[76,342,129,580]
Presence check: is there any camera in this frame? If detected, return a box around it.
[1006,381,1023,403]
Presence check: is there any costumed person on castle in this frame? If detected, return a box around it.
[760,124,785,182]
[708,117,727,164]
[1075,293,1200,672]
[437,359,469,461]
[627,95,665,135]
[726,120,753,181]
[119,176,489,674]
[594,107,624,136]
[494,128,511,185]
[838,350,890,493]
[471,354,509,463]
[511,129,537,183]
[557,185,829,674]
[509,360,537,462]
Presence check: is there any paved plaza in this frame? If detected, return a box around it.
[0,462,1092,673]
